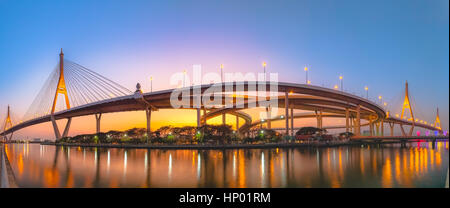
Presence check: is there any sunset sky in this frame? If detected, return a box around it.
[0,0,448,139]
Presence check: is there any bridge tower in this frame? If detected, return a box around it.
[434,107,442,133]
[51,48,70,113]
[50,49,72,140]
[400,81,415,136]
[2,105,13,141]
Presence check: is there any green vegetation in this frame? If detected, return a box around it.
[295,127,326,136]
[57,125,284,145]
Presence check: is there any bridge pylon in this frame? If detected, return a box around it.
[50,49,72,140]
[51,48,70,113]
[400,81,415,136]
[434,107,442,134]
[2,105,14,141]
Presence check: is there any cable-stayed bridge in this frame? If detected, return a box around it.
[0,50,445,141]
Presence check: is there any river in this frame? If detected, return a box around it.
[3,141,449,188]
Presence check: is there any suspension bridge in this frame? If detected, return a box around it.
[0,49,446,142]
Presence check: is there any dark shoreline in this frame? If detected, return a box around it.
[37,140,428,150]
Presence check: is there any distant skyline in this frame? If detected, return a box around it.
[0,0,448,138]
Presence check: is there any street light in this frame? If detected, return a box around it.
[334,85,338,90]
[378,95,382,105]
[304,66,308,84]
[183,69,186,87]
[220,64,224,83]
[364,86,369,99]
[150,76,153,92]
[262,62,267,82]
[307,80,311,85]
[339,76,343,91]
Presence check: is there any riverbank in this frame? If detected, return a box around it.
[43,141,352,149]
[39,139,425,150]
[446,169,449,188]
[0,145,18,188]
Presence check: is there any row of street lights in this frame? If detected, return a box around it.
[149,63,386,106]
[147,63,440,130]
[393,113,433,125]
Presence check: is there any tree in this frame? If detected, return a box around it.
[295,127,325,136]
[248,128,281,143]
[197,124,233,144]
[339,132,354,139]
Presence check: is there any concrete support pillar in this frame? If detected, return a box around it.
[236,115,239,130]
[6,133,13,142]
[197,108,201,127]
[62,118,72,138]
[315,110,320,128]
[203,108,207,126]
[400,125,407,136]
[345,108,349,132]
[222,113,226,125]
[51,115,72,140]
[51,115,61,140]
[95,113,102,134]
[319,110,323,129]
[349,117,354,132]
[369,118,373,136]
[375,121,380,136]
[145,108,152,142]
[350,117,354,133]
[408,125,414,137]
[284,91,289,136]
[389,122,395,136]
[314,110,323,129]
[356,105,361,136]
[290,106,294,136]
[267,107,271,129]
[380,120,384,136]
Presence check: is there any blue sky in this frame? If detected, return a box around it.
[0,0,448,131]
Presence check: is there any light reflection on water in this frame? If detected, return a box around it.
[4,141,449,188]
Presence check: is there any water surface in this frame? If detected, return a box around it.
[4,142,449,188]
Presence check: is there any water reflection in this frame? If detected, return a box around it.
[4,141,449,188]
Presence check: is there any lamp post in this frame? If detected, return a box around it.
[183,69,186,87]
[304,66,308,84]
[220,64,224,83]
[334,85,338,90]
[150,76,153,92]
[262,62,267,82]
[339,76,343,91]
[221,64,225,124]
[378,95,382,105]
[364,86,369,99]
